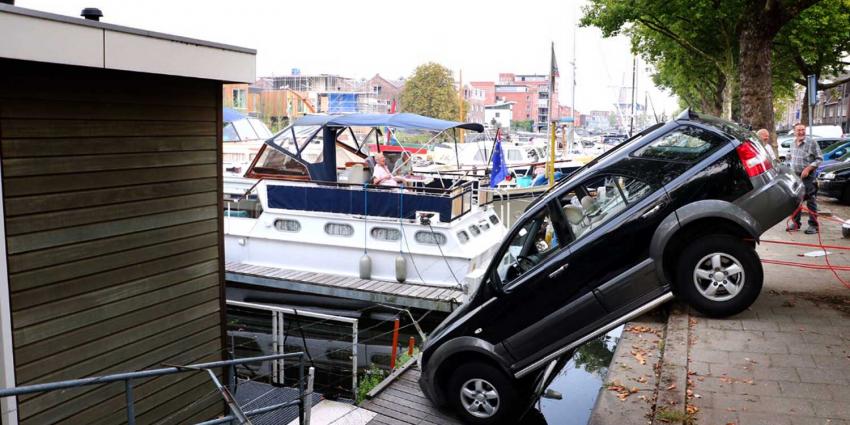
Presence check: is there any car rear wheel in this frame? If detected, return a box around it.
[447,362,519,424]
[676,234,763,318]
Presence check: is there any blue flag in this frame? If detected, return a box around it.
[490,129,508,188]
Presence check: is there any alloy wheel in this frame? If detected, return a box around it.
[460,378,500,418]
[693,252,746,302]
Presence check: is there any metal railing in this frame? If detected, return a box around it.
[0,353,314,425]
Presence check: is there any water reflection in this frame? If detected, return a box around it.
[539,326,622,425]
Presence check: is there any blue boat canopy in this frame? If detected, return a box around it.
[223,107,246,123]
[292,113,485,133]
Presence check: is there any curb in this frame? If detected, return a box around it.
[651,303,690,424]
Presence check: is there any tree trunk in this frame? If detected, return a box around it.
[739,25,776,148]
[721,73,736,120]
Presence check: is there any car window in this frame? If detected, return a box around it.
[632,126,725,162]
[559,175,653,240]
[495,207,565,285]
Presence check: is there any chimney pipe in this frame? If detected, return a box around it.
[80,7,103,21]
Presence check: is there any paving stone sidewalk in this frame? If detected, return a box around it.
[685,292,850,425]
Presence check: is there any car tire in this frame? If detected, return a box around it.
[447,362,519,425]
[675,234,763,318]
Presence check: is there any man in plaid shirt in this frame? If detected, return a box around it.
[789,122,823,234]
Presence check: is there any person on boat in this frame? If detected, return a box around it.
[372,153,403,187]
[393,151,414,177]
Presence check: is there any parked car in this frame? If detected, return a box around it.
[419,110,804,424]
[778,137,846,164]
[817,160,850,203]
[820,139,850,158]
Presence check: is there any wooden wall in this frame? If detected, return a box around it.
[0,58,225,424]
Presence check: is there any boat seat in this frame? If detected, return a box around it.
[347,164,367,185]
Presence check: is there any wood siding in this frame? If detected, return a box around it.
[0,59,225,424]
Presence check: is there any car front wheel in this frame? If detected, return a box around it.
[676,234,763,318]
[447,362,519,424]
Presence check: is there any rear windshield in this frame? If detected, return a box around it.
[632,125,727,162]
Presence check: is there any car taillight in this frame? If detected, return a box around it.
[736,141,773,177]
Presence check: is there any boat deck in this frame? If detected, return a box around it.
[362,366,462,425]
[225,262,465,313]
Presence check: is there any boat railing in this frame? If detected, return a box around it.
[264,179,477,223]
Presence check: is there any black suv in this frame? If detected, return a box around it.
[419,110,804,424]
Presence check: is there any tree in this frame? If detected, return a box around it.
[581,0,742,119]
[582,0,825,144]
[773,0,850,124]
[399,62,461,121]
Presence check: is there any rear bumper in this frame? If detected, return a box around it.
[735,169,804,235]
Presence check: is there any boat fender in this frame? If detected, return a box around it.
[395,255,407,283]
[359,254,372,279]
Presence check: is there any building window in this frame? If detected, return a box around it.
[457,230,470,244]
[371,227,401,241]
[274,219,301,232]
[415,231,447,245]
[325,223,354,237]
[232,88,247,109]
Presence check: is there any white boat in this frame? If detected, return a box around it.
[225,113,507,291]
[223,107,274,177]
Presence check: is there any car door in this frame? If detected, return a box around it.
[559,174,672,314]
[483,201,606,365]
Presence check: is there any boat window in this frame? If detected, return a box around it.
[507,149,523,162]
[233,119,259,141]
[468,225,481,237]
[223,123,240,142]
[371,227,401,241]
[271,125,320,154]
[274,219,301,232]
[457,231,470,244]
[248,118,273,139]
[252,146,309,177]
[489,215,500,225]
[479,223,491,231]
[325,223,354,237]
[415,231,447,245]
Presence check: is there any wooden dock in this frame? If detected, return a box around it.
[362,366,462,425]
[225,262,465,312]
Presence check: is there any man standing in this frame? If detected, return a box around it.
[789,122,823,234]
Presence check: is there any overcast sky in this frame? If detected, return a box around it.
[19,0,680,115]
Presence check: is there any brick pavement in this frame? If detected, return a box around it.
[687,292,850,425]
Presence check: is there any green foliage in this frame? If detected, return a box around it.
[573,335,616,375]
[400,62,461,121]
[773,0,850,94]
[395,348,419,369]
[581,0,846,122]
[511,120,534,132]
[356,364,387,404]
[656,408,695,424]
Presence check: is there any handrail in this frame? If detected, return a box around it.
[0,352,313,425]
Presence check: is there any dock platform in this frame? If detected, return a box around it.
[225,262,464,313]
[362,366,462,425]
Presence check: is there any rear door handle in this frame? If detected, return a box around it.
[549,263,569,279]
[641,204,662,219]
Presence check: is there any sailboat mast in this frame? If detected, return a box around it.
[547,42,556,188]
[458,69,464,143]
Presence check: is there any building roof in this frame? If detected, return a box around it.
[0,3,255,82]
